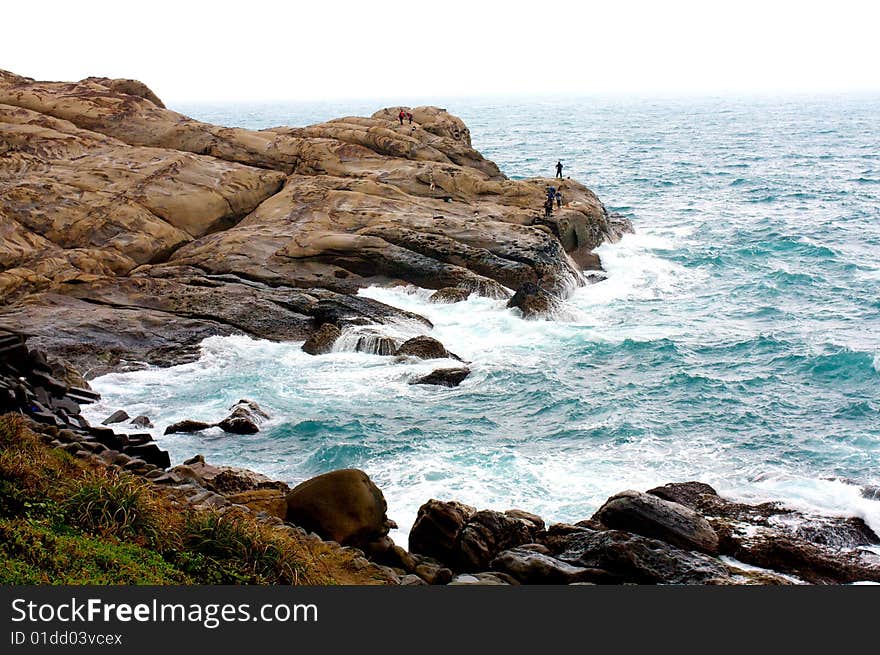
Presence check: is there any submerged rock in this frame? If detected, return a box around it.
[506,282,560,318]
[217,399,268,435]
[395,335,456,360]
[410,367,470,387]
[164,419,214,435]
[302,323,342,355]
[429,287,471,304]
[129,415,153,429]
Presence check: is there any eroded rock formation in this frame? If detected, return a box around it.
[0,69,630,374]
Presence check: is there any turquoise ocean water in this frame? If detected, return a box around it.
[83,96,880,540]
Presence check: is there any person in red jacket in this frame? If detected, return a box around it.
[398,109,405,125]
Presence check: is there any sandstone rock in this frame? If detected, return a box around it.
[593,489,720,554]
[164,419,213,435]
[557,529,731,584]
[226,489,288,520]
[101,409,129,425]
[410,367,470,387]
[0,70,628,380]
[285,469,393,548]
[395,335,454,360]
[506,282,560,318]
[429,287,470,304]
[302,323,342,355]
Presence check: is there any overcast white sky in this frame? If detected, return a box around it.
[4,0,879,102]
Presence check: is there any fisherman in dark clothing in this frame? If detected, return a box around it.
[544,197,554,217]
[555,160,563,178]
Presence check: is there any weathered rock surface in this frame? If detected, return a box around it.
[429,287,471,304]
[302,323,341,355]
[164,419,213,435]
[555,528,732,584]
[285,468,395,548]
[409,500,543,572]
[0,69,630,374]
[646,481,880,583]
[491,547,605,584]
[217,399,268,435]
[410,367,471,387]
[506,282,560,318]
[395,335,456,360]
[593,489,720,554]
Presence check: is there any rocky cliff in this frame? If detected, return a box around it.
[0,70,630,377]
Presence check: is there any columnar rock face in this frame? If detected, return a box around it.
[0,69,630,373]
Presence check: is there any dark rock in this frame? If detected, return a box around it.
[429,287,471,304]
[216,399,268,435]
[310,294,433,329]
[410,367,470,387]
[647,481,720,509]
[557,529,731,584]
[87,426,127,450]
[457,510,538,571]
[29,370,68,395]
[285,468,394,548]
[302,323,342,355]
[101,409,130,425]
[506,282,559,318]
[352,333,398,355]
[164,419,214,435]
[409,499,476,564]
[491,547,609,584]
[395,335,456,360]
[721,530,880,584]
[593,489,720,554]
[129,415,153,429]
[124,443,171,469]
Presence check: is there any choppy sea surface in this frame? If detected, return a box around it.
[84,96,880,541]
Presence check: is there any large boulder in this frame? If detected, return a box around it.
[593,489,720,554]
[285,469,394,548]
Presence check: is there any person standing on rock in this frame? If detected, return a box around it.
[544,197,554,218]
[555,160,564,178]
[407,111,413,124]
[555,190,563,208]
[398,109,405,125]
